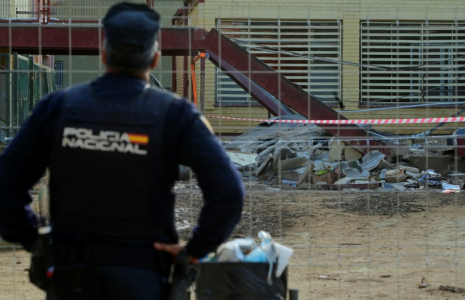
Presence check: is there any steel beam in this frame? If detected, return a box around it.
[0,26,207,56]
[208,51,292,116]
[205,29,399,158]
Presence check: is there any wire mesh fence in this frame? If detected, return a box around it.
[1,1,465,299]
[0,53,55,152]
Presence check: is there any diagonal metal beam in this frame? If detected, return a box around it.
[208,51,293,116]
[205,28,400,158]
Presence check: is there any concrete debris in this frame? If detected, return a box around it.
[360,150,385,172]
[418,277,431,288]
[385,169,406,183]
[376,160,395,171]
[308,143,323,159]
[312,150,329,161]
[279,157,308,171]
[344,146,363,162]
[446,172,465,189]
[405,171,421,180]
[401,166,420,173]
[334,177,352,185]
[328,139,344,161]
[441,181,461,190]
[297,163,314,186]
[342,168,367,177]
[224,121,465,191]
[348,160,363,172]
[255,154,272,176]
[273,146,297,170]
[282,180,297,186]
[312,169,341,185]
[227,151,257,167]
[282,167,307,181]
[404,182,420,189]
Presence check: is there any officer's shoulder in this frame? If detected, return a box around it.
[146,87,195,115]
[146,87,183,101]
[35,89,66,111]
[29,89,66,122]
[64,81,91,93]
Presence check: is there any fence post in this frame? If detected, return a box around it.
[29,56,34,112]
[12,53,17,135]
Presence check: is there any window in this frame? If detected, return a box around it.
[216,20,342,105]
[54,61,63,87]
[361,22,465,104]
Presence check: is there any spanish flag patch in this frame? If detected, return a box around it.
[127,133,149,145]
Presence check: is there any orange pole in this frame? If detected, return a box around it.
[191,60,198,106]
[190,53,206,107]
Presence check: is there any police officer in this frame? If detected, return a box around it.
[0,3,244,299]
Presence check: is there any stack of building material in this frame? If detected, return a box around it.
[224,120,465,192]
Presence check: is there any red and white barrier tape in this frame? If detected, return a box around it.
[207,115,465,125]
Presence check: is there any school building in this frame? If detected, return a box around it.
[176,0,465,135]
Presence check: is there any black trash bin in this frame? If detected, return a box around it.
[195,262,287,300]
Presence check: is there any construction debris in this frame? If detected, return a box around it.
[223,121,465,191]
[385,169,405,183]
[418,277,431,288]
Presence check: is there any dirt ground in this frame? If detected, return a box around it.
[1,182,465,299]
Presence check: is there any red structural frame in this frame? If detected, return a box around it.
[0,4,402,158]
[0,26,207,56]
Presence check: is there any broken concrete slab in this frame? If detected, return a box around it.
[279,157,308,171]
[256,145,276,164]
[328,139,344,161]
[344,146,363,162]
[227,151,258,167]
[281,166,307,181]
[273,146,297,170]
[256,154,272,176]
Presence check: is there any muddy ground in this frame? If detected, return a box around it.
[1,182,465,299]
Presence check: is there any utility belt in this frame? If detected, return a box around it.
[29,226,174,299]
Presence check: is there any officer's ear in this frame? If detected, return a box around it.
[151,51,160,70]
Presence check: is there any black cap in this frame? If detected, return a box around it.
[103,2,160,53]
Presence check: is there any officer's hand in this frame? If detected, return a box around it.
[153,243,199,264]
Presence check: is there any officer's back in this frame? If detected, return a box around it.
[0,3,244,300]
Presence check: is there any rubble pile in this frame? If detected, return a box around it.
[224,121,465,192]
